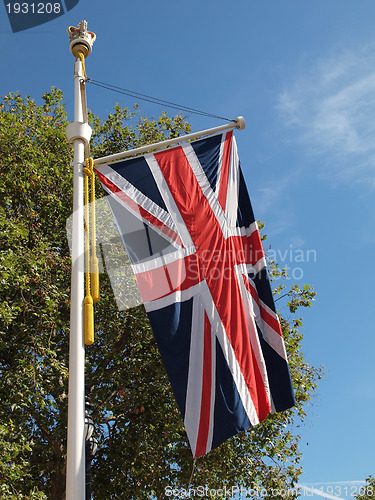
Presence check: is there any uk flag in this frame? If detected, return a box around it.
[95,130,295,458]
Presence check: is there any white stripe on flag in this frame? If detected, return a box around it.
[206,324,216,454]
[215,133,225,198]
[184,295,206,457]
[234,263,271,405]
[144,282,203,312]
[181,142,230,239]
[146,154,195,250]
[98,164,178,238]
[225,135,240,227]
[244,278,287,360]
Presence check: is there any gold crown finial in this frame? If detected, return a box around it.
[67,20,96,58]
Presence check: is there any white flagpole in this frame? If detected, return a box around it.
[65,21,95,500]
[93,116,246,167]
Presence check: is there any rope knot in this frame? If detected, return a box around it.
[83,157,94,177]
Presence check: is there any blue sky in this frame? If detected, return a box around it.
[1,1,375,497]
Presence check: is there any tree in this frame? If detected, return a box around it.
[0,88,322,499]
[355,477,375,500]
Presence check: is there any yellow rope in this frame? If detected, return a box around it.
[83,159,94,346]
[76,51,87,78]
[85,157,100,303]
[83,157,99,345]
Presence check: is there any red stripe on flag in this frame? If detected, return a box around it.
[195,313,212,458]
[228,232,265,267]
[242,274,283,337]
[134,253,203,303]
[95,168,184,247]
[217,131,233,212]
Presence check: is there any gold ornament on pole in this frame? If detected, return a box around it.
[67,20,96,59]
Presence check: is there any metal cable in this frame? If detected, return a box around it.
[86,78,235,122]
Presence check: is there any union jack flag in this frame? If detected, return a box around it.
[95,130,295,458]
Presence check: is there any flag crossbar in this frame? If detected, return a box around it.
[93,116,245,166]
